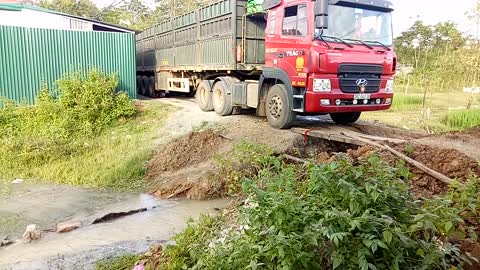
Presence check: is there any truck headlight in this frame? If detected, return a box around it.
[313,79,331,92]
[386,80,394,93]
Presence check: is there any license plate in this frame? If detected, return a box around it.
[354,94,371,100]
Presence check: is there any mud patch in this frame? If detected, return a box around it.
[146,131,231,199]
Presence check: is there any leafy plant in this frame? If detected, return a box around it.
[160,150,468,270]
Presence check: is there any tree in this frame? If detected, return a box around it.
[466,0,480,40]
[38,0,100,18]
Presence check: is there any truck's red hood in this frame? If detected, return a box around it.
[316,44,396,75]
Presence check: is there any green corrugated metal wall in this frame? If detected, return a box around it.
[0,25,136,104]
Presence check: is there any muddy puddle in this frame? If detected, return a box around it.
[0,183,229,270]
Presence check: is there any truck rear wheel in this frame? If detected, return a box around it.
[136,76,142,95]
[212,80,233,116]
[330,112,361,125]
[195,80,213,111]
[140,76,148,96]
[147,76,155,97]
[266,84,296,129]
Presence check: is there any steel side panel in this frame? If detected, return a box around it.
[0,25,136,104]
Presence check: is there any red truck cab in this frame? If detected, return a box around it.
[260,0,395,127]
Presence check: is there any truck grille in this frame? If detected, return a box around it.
[338,64,383,94]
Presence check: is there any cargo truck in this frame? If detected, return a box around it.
[136,0,396,128]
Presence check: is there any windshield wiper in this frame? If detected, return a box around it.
[314,34,332,49]
[321,35,354,48]
[344,39,374,50]
[365,40,391,51]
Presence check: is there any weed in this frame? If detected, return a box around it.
[442,109,480,130]
[96,254,140,270]
[160,148,469,270]
[404,144,415,156]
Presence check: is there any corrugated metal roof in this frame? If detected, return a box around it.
[0,25,137,104]
[0,3,136,33]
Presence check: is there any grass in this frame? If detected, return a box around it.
[96,254,140,270]
[443,109,480,130]
[0,101,173,191]
[389,94,423,111]
[362,84,480,132]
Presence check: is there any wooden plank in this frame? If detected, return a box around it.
[291,128,365,146]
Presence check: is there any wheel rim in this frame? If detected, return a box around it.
[268,95,283,119]
[214,88,224,108]
[200,87,209,104]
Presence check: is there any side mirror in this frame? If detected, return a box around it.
[315,0,329,29]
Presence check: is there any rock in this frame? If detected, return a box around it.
[22,224,42,243]
[1,236,14,247]
[56,220,81,233]
[11,178,23,184]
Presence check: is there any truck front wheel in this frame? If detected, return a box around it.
[266,84,296,129]
[212,80,233,116]
[330,112,361,125]
[195,80,214,112]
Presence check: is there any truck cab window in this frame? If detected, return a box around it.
[269,10,276,35]
[282,5,307,36]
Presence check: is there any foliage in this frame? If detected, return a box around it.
[442,109,480,130]
[96,254,140,270]
[160,149,470,270]
[212,141,276,195]
[39,0,100,18]
[0,70,172,190]
[395,20,479,92]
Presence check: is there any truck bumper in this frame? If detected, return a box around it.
[304,91,394,113]
[304,75,394,114]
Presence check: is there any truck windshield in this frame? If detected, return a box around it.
[321,5,393,47]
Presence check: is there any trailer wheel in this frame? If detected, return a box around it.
[212,80,233,116]
[330,112,362,125]
[195,81,213,111]
[136,76,142,95]
[147,76,155,97]
[266,84,297,129]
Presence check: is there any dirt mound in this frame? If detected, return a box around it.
[397,144,480,197]
[146,131,231,199]
[147,131,226,175]
[310,143,480,197]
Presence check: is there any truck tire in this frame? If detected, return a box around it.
[136,76,142,94]
[266,84,296,129]
[195,80,213,111]
[141,76,149,97]
[330,112,361,125]
[212,80,233,116]
[147,76,155,98]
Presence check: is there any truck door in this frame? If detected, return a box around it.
[265,2,311,89]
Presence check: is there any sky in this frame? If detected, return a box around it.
[94,0,478,37]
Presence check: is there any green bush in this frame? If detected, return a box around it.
[161,152,468,270]
[442,109,480,130]
[0,69,137,183]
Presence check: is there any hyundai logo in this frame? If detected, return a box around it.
[356,79,368,87]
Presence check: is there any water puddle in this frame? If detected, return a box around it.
[0,183,229,269]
